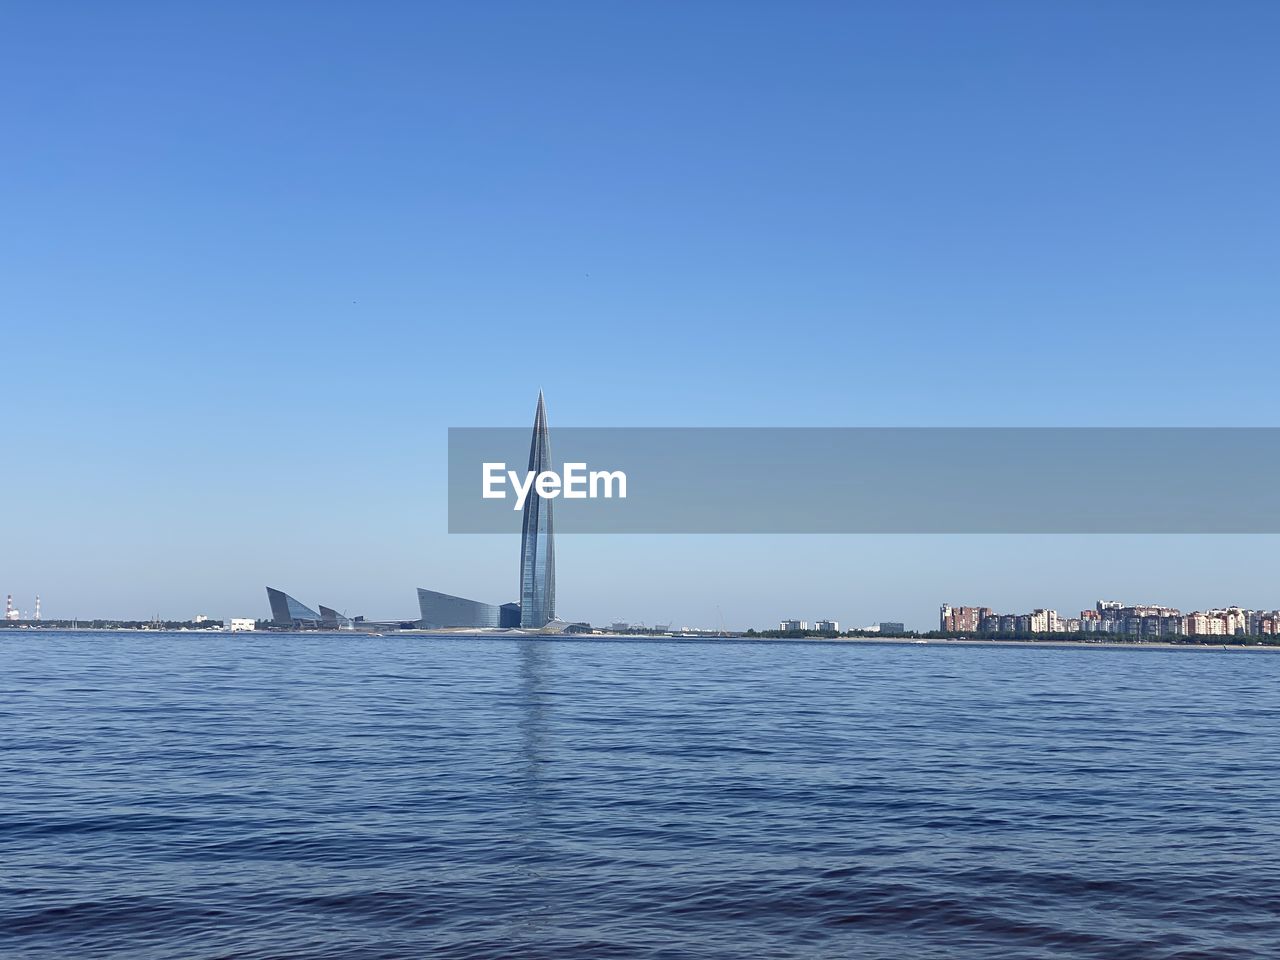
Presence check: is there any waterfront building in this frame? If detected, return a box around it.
[1029,609,1060,633]
[409,392,558,630]
[318,605,353,629]
[1189,607,1248,636]
[779,619,807,631]
[261,394,561,634]
[266,587,324,628]
[940,605,991,632]
[1223,607,1248,636]
[1187,612,1226,636]
[933,599,1280,638]
[814,619,840,633]
[417,589,504,629]
[519,390,556,627]
[229,618,256,632]
[1087,602,1185,637]
[879,621,905,635]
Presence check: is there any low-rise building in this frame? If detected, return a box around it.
[229,618,256,632]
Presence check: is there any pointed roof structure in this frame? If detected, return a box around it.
[519,391,556,627]
[265,587,323,627]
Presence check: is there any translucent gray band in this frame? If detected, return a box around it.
[448,428,1280,533]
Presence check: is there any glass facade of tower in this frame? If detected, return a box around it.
[519,391,556,627]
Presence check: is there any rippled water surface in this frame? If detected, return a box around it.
[3,633,1280,958]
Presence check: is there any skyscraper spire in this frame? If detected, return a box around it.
[519,391,556,627]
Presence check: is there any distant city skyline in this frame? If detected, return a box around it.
[3,4,1279,629]
[940,600,1280,638]
[12,573,1280,637]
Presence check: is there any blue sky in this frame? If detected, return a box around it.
[3,2,1278,628]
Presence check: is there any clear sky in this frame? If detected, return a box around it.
[3,2,1278,628]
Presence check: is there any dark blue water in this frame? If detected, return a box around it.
[3,633,1279,959]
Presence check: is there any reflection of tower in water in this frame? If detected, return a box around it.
[507,639,557,943]
[515,639,551,821]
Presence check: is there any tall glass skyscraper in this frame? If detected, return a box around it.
[519,390,556,627]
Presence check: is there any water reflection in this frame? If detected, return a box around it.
[516,639,552,810]
[511,640,554,942]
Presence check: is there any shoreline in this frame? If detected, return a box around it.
[5,627,1278,651]
[783,636,1280,652]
